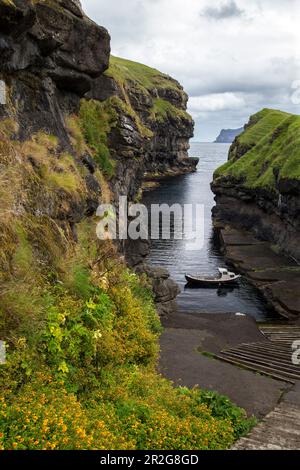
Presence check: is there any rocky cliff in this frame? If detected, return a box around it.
[212,109,300,260]
[0,0,196,319]
[88,55,197,201]
[212,108,300,319]
[0,1,253,452]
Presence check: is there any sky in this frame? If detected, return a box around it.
[81,0,300,141]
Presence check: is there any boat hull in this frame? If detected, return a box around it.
[185,275,241,287]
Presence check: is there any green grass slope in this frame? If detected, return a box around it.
[105,56,193,124]
[214,108,300,190]
[107,56,183,94]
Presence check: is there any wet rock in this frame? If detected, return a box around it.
[125,239,151,268]
[136,264,180,317]
[263,280,300,318]
[219,227,300,320]
[125,238,180,317]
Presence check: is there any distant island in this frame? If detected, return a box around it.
[214,127,244,143]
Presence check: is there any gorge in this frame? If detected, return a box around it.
[0,0,255,451]
[0,0,299,453]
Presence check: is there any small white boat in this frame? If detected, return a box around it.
[185,268,241,287]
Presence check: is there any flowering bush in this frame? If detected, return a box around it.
[0,374,129,450]
[0,371,236,450]
[0,263,255,450]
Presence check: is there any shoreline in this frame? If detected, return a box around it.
[159,311,292,418]
[215,225,300,323]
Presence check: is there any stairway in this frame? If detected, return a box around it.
[215,325,300,384]
[226,325,300,450]
[232,401,300,450]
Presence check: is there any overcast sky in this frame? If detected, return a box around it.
[81,0,300,141]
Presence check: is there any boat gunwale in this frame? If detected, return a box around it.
[185,273,241,284]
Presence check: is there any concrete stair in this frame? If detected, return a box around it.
[232,402,300,450]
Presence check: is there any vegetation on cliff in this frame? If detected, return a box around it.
[78,99,118,178]
[0,115,254,451]
[0,0,253,451]
[214,108,300,190]
[106,56,193,126]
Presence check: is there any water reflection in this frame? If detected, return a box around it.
[142,143,274,321]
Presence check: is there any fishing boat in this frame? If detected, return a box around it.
[185,268,241,287]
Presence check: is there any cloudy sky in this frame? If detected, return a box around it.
[81,0,300,141]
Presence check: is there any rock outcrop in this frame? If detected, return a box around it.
[88,56,198,201]
[212,109,300,319]
[212,109,300,261]
[214,127,244,143]
[125,238,180,317]
[0,0,110,138]
[0,0,195,317]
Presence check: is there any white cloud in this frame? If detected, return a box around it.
[189,93,245,116]
[81,0,300,140]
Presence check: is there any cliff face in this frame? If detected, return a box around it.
[0,0,111,265]
[212,109,300,260]
[88,56,197,200]
[0,0,110,136]
[0,1,196,206]
[212,109,300,319]
[214,127,244,143]
[0,0,194,319]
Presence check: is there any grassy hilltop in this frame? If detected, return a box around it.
[214,108,300,189]
[106,56,193,124]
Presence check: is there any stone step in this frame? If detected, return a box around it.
[219,352,300,380]
[222,350,299,374]
[234,344,294,361]
[232,404,300,450]
[239,345,293,359]
[214,355,295,384]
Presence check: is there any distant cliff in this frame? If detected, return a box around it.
[214,127,243,143]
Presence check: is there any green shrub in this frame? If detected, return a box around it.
[0,261,255,450]
[79,100,117,178]
[195,390,257,439]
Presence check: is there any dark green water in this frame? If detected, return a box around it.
[142,142,274,321]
